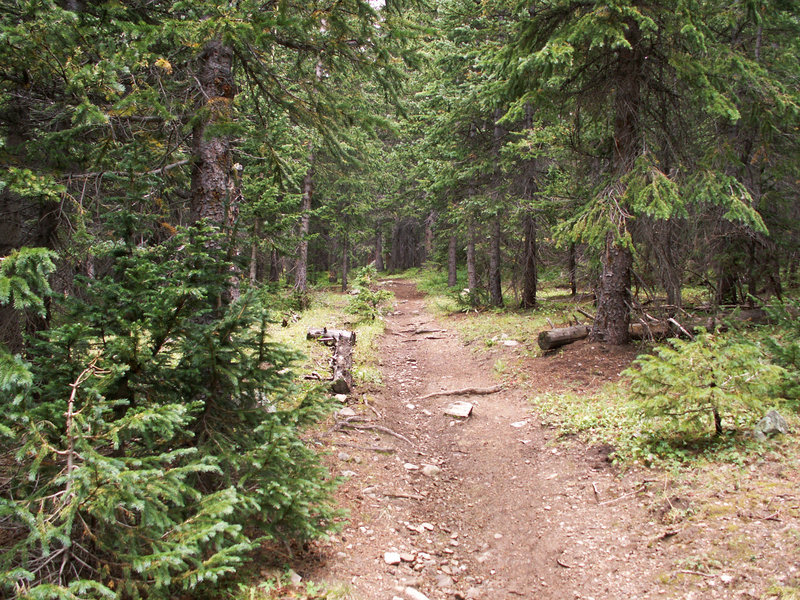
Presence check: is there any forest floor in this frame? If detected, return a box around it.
[285,280,800,600]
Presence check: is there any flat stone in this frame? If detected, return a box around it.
[444,401,473,418]
[404,463,420,471]
[341,470,357,478]
[421,464,442,478]
[435,574,454,588]
[399,552,417,562]
[502,340,519,347]
[465,587,482,599]
[510,420,528,428]
[385,551,402,565]
[337,452,351,461]
[339,407,357,417]
[334,394,348,402]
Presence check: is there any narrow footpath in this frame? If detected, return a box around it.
[305,280,665,600]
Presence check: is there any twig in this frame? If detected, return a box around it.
[340,423,414,446]
[384,492,425,501]
[667,317,695,339]
[599,484,646,505]
[331,441,395,453]
[678,570,716,578]
[425,336,446,339]
[592,482,601,503]
[363,398,382,419]
[417,385,503,400]
[576,307,595,321]
[556,557,572,569]
[414,328,443,335]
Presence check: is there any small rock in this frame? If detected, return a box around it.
[421,464,442,478]
[399,552,417,563]
[339,407,357,417]
[444,401,473,418]
[336,551,348,559]
[288,569,302,585]
[337,452,351,462]
[404,463,420,471]
[510,420,527,428]
[435,574,454,588]
[341,470,357,478]
[754,409,789,440]
[502,340,519,347]
[407,403,416,409]
[385,551,402,565]
[334,394,348,403]
[493,533,503,540]
[465,587,482,599]
[405,587,431,600]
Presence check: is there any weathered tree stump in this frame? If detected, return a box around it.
[308,327,356,393]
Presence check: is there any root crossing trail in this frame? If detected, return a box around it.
[306,281,659,600]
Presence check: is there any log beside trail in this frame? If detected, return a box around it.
[307,327,356,394]
[537,325,590,351]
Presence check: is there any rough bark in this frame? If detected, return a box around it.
[466,221,477,297]
[488,218,503,307]
[448,234,458,287]
[295,152,313,293]
[568,243,577,296]
[341,233,349,292]
[591,236,634,345]
[190,40,237,228]
[538,325,590,351]
[375,229,384,272]
[520,213,537,308]
[591,20,642,345]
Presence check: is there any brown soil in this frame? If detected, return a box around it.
[295,280,800,600]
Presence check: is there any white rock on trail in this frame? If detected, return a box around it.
[384,551,402,565]
[444,401,473,418]
[404,587,431,600]
[421,464,442,478]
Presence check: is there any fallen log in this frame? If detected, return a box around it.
[537,325,590,351]
[307,327,356,345]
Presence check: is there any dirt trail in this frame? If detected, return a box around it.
[305,281,662,599]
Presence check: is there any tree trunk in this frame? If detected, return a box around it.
[591,236,633,345]
[190,39,241,303]
[268,247,281,282]
[295,151,313,294]
[423,210,436,264]
[191,40,237,229]
[568,242,577,296]
[341,233,349,292]
[591,20,642,344]
[467,221,477,298]
[520,213,537,308]
[448,234,458,287]
[488,218,503,307]
[375,229,384,271]
[249,220,260,284]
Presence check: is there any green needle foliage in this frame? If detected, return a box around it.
[625,331,785,437]
[0,226,336,599]
[346,265,394,321]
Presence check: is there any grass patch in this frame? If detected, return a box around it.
[410,267,594,355]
